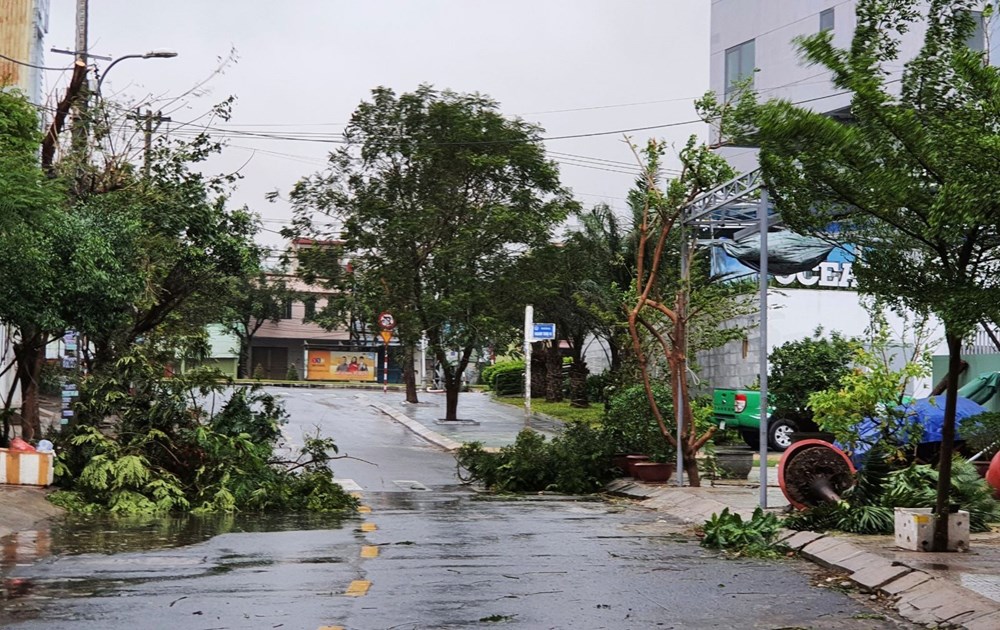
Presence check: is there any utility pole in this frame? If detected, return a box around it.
[70,0,90,154]
[75,0,88,65]
[135,109,170,177]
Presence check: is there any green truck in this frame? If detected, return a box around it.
[712,389,817,451]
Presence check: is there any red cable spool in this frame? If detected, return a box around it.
[778,439,857,510]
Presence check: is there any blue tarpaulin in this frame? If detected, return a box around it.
[843,395,986,468]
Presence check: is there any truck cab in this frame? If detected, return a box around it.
[712,388,804,451]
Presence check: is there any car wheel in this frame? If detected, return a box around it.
[768,418,798,451]
[740,430,760,450]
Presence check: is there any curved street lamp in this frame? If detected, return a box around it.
[96,49,178,95]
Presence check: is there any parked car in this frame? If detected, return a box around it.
[712,388,817,451]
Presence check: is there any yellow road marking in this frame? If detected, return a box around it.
[360,522,377,532]
[358,505,372,513]
[345,580,371,596]
[349,491,362,498]
[318,626,344,630]
[361,545,379,558]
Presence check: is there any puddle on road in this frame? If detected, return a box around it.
[1,512,353,624]
[2,512,350,568]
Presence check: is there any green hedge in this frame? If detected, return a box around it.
[481,360,525,395]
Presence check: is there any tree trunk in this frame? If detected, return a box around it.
[403,344,419,403]
[530,341,546,399]
[932,331,962,551]
[608,333,622,374]
[444,373,460,421]
[568,358,589,408]
[15,340,44,441]
[544,340,562,402]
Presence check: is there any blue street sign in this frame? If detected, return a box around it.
[532,323,556,340]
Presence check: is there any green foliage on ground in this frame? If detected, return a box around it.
[49,352,358,516]
[456,424,618,494]
[286,363,300,381]
[784,454,1000,534]
[700,508,785,558]
[458,383,686,493]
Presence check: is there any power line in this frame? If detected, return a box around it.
[166,85,867,148]
[0,52,75,71]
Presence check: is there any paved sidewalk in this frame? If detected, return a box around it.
[365,389,561,449]
[373,389,1000,630]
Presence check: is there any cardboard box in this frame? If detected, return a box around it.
[894,507,969,551]
[0,449,55,486]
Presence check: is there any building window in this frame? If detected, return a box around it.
[281,299,293,320]
[820,8,835,33]
[966,11,985,52]
[725,39,755,96]
[303,296,317,319]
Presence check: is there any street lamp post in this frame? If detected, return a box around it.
[96,49,178,96]
[93,50,178,177]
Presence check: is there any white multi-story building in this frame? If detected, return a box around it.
[710,0,989,172]
[698,1,997,392]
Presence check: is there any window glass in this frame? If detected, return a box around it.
[725,39,755,95]
[820,8,835,33]
[966,11,985,52]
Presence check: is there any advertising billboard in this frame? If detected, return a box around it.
[307,350,377,381]
[710,239,858,290]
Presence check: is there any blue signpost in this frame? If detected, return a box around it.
[532,323,556,340]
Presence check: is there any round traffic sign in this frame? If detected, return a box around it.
[378,312,396,330]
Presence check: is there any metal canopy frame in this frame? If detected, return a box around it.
[676,168,775,508]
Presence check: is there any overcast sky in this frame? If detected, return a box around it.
[44,1,711,250]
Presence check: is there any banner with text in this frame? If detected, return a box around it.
[711,242,858,290]
[306,350,377,381]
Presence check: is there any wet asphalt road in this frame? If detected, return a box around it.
[0,388,916,629]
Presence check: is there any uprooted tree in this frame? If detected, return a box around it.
[626,137,755,486]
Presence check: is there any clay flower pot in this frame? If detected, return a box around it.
[612,453,644,476]
[714,447,754,480]
[625,454,651,477]
[632,462,674,483]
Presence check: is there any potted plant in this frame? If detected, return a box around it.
[712,445,754,479]
[702,426,754,480]
[604,384,674,478]
[632,460,674,483]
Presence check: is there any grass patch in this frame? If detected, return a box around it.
[492,396,605,425]
[752,453,782,467]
